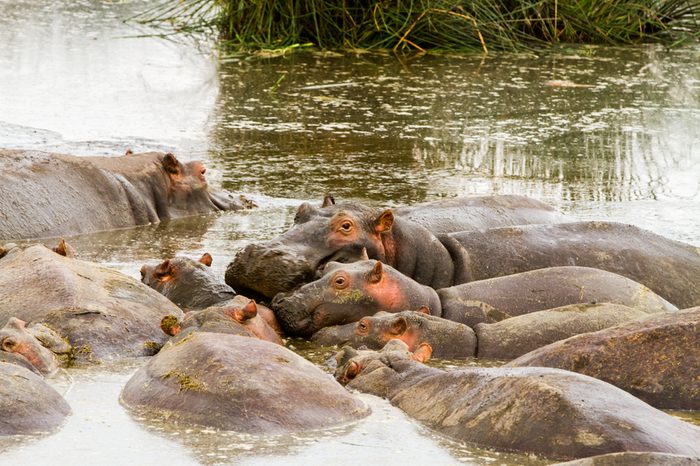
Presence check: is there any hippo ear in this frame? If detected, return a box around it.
[154,260,175,280]
[52,238,74,257]
[0,245,6,259]
[359,247,370,261]
[294,202,314,224]
[412,343,433,363]
[389,316,408,336]
[124,148,134,156]
[416,306,431,315]
[344,360,363,380]
[198,253,213,267]
[1,336,18,352]
[162,153,181,175]
[321,194,335,207]
[374,210,394,234]
[368,261,383,284]
[228,300,258,322]
[160,315,181,336]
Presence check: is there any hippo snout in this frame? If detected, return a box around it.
[271,291,317,337]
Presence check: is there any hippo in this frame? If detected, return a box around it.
[160,299,283,345]
[225,195,566,298]
[312,310,477,359]
[334,340,700,461]
[553,452,700,466]
[272,261,674,336]
[272,259,441,336]
[509,306,700,410]
[121,332,369,433]
[141,254,282,336]
[0,317,71,376]
[0,149,254,242]
[0,243,183,364]
[0,362,71,435]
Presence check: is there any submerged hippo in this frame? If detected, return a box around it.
[0,244,183,365]
[0,149,253,241]
[121,332,369,433]
[554,452,700,466]
[0,362,71,435]
[272,260,673,336]
[160,299,283,345]
[0,317,71,376]
[334,341,700,460]
[312,310,477,359]
[312,303,648,360]
[225,195,565,298]
[510,306,700,410]
[141,254,282,335]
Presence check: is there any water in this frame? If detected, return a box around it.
[0,1,699,465]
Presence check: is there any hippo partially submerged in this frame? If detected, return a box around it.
[0,317,71,376]
[0,362,71,435]
[0,149,253,241]
[0,244,183,366]
[121,332,369,433]
[226,195,565,298]
[510,306,700,410]
[334,341,700,460]
[273,261,674,336]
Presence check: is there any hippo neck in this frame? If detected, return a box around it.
[383,218,456,289]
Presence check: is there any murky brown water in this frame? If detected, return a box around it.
[0,0,699,465]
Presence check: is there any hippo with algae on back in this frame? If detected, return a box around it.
[225,195,566,299]
[0,149,253,241]
[334,340,700,461]
[272,260,675,336]
[121,332,369,434]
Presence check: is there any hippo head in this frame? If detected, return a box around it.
[311,308,430,349]
[159,152,254,215]
[271,259,441,337]
[334,340,432,392]
[141,253,236,310]
[161,300,282,345]
[0,318,71,377]
[225,199,397,299]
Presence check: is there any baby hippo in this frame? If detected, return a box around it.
[160,299,283,345]
[141,254,282,336]
[312,309,477,359]
[0,317,72,376]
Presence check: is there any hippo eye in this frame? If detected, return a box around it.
[339,221,353,232]
[357,320,370,334]
[200,167,206,175]
[333,275,348,289]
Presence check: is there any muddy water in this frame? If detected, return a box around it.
[1,0,699,465]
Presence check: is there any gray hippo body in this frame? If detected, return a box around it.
[0,149,252,241]
[0,244,183,365]
[553,452,700,465]
[510,306,700,410]
[334,341,700,460]
[121,332,369,433]
[0,362,71,435]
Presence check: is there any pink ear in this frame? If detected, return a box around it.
[321,194,335,207]
[155,260,174,280]
[412,343,433,363]
[416,306,430,315]
[374,210,394,233]
[199,253,213,267]
[162,153,181,174]
[227,300,258,322]
[345,361,362,380]
[390,316,408,336]
[368,261,383,283]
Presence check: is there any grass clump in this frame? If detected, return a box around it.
[135,0,700,52]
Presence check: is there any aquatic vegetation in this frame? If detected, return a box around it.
[135,0,700,52]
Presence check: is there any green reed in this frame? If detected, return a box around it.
[134,0,700,52]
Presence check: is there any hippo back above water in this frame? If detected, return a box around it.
[0,149,253,241]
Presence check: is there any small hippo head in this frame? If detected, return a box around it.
[334,340,432,392]
[271,259,441,337]
[159,152,254,215]
[225,199,397,299]
[0,318,71,377]
[160,300,282,345]
[141,253,236,310]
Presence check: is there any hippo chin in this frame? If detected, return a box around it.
[121,332,369,434]
[334,340,700,461]
[0,149,254,241]
[225,195,565,299]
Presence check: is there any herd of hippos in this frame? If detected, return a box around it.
[1,149,699,464]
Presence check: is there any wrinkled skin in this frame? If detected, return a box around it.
[312,310,476,359]
[272,260,441,337]
[141,254,282,336]
[0,362,72,435]
[0,149,254,241]
[474,303,651,360]
[0,244,183,364]
[161,299,283,345]
[445,221,700,309]
[225,195,565,299]
[440,266,677,327]
[554,452,700,466]
[0,317,71,376]
[334,341,700,461]
[121,332,369,433]
[510,306,700,410]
